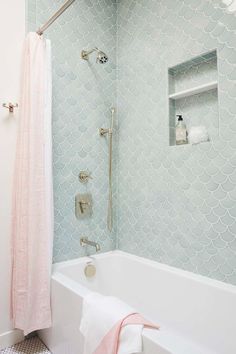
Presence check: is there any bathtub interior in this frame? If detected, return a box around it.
[52,251,236,354]
[53,253,120,295]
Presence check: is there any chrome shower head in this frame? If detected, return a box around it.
[96,50,108,64]
[81,47,108,64]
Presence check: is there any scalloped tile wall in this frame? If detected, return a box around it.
[27,0,117,262]
[117,0,236,285]
[28,0,236,285]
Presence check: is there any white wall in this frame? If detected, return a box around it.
[0,0,25,348]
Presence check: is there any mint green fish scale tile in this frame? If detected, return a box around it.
[28,0,236,284]
[117,0,236,284]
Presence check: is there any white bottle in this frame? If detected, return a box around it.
[176,115,187,145]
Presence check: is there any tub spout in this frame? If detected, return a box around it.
[80,237,100,252]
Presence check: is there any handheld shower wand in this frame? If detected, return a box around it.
[100,108,115,232]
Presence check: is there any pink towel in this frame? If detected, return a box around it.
[93,313,160,354]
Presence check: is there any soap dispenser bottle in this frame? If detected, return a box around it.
[176,115,187,145]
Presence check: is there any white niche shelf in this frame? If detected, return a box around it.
[168,50,219,146]
[169,80,218,100]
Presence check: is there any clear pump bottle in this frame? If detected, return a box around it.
[176,115,187,145]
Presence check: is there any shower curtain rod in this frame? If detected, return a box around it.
[36,0,76,35]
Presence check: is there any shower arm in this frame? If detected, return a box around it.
[81,47,99,60]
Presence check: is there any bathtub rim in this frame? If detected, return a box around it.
[52,250,236,295]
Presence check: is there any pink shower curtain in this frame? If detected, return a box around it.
[11,32,53,335]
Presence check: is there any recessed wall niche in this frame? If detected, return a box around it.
[168,50,219,146]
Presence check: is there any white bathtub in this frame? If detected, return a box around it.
[39,251,236,354]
